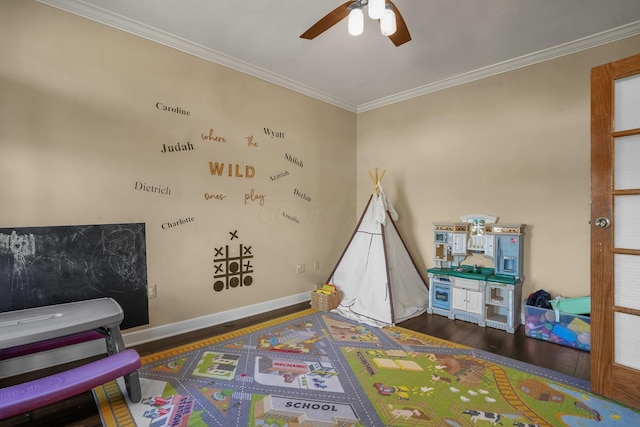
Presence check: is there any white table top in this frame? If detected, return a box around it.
[0,298,124,350]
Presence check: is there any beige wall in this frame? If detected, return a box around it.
[358,35,640,299]
[2,1,639,330]
[0,1,356,330]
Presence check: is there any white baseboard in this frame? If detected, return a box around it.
[0,292,310,378]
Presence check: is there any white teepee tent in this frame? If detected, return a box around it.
[327,170,429,327]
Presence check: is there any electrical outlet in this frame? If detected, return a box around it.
[297,264,305,273]
[314,260,320,270]
[148,284,157,298]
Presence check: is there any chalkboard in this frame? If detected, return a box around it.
[0,223,148,329]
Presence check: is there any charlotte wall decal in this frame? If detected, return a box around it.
[213,230,254,292]
[161,216,195,230]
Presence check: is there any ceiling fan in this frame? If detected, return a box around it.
[300,0,411,47]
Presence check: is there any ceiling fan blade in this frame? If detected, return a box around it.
[387,1,411,46]
[300,1,353,40]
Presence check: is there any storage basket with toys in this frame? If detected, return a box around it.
[311,284,342,312]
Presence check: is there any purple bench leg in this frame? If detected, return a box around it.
[0,349,141,420]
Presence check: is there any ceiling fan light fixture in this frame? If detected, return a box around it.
[380,6,396,36]
[348,7,364,36]
[368,0,385,19]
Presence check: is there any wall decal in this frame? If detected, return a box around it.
[204,193,226,201]
[293,189,311,202]
[284,153,303,168]
[245,189,266,206]
[213,231,254,292]
[208,162,255,178]
[161,216,195,230]
[134,181,171,195]
[282,212,301,224]
[201,129,227,143]
[269,170,289,182]
[263,128,285,139]
[161,141,194,153]
[246,135,258,148]
[155,102,190,116]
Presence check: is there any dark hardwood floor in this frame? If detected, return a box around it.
[0,302,590,427]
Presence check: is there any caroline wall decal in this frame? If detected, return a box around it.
[155,102,191,117]
[212,230,254,292]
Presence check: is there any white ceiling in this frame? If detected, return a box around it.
[38,0,640,112]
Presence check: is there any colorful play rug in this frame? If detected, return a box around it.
[94,309,640,426]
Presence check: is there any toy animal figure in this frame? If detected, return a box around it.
[462,409,502,425]
[574,401,602,421]
[431,373,452,383]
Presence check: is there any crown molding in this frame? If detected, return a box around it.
[357,20,640,113]
[36,0,358,112]
[35,1,640,114]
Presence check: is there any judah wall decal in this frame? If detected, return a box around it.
[161,141,194,153]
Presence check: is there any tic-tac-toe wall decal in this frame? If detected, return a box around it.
[212,230,254,292]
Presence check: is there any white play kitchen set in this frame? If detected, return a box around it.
[427,214,525,333]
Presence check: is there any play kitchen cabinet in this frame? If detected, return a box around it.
[427,216,525,333]
[451,277,486,324]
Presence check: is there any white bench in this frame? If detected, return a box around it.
[0,298,142,417]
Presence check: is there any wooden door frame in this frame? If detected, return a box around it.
[591,53,640,408]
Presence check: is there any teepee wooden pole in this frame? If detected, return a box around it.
[369,167,385,195]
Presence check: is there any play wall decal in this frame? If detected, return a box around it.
[213,230,254,292]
